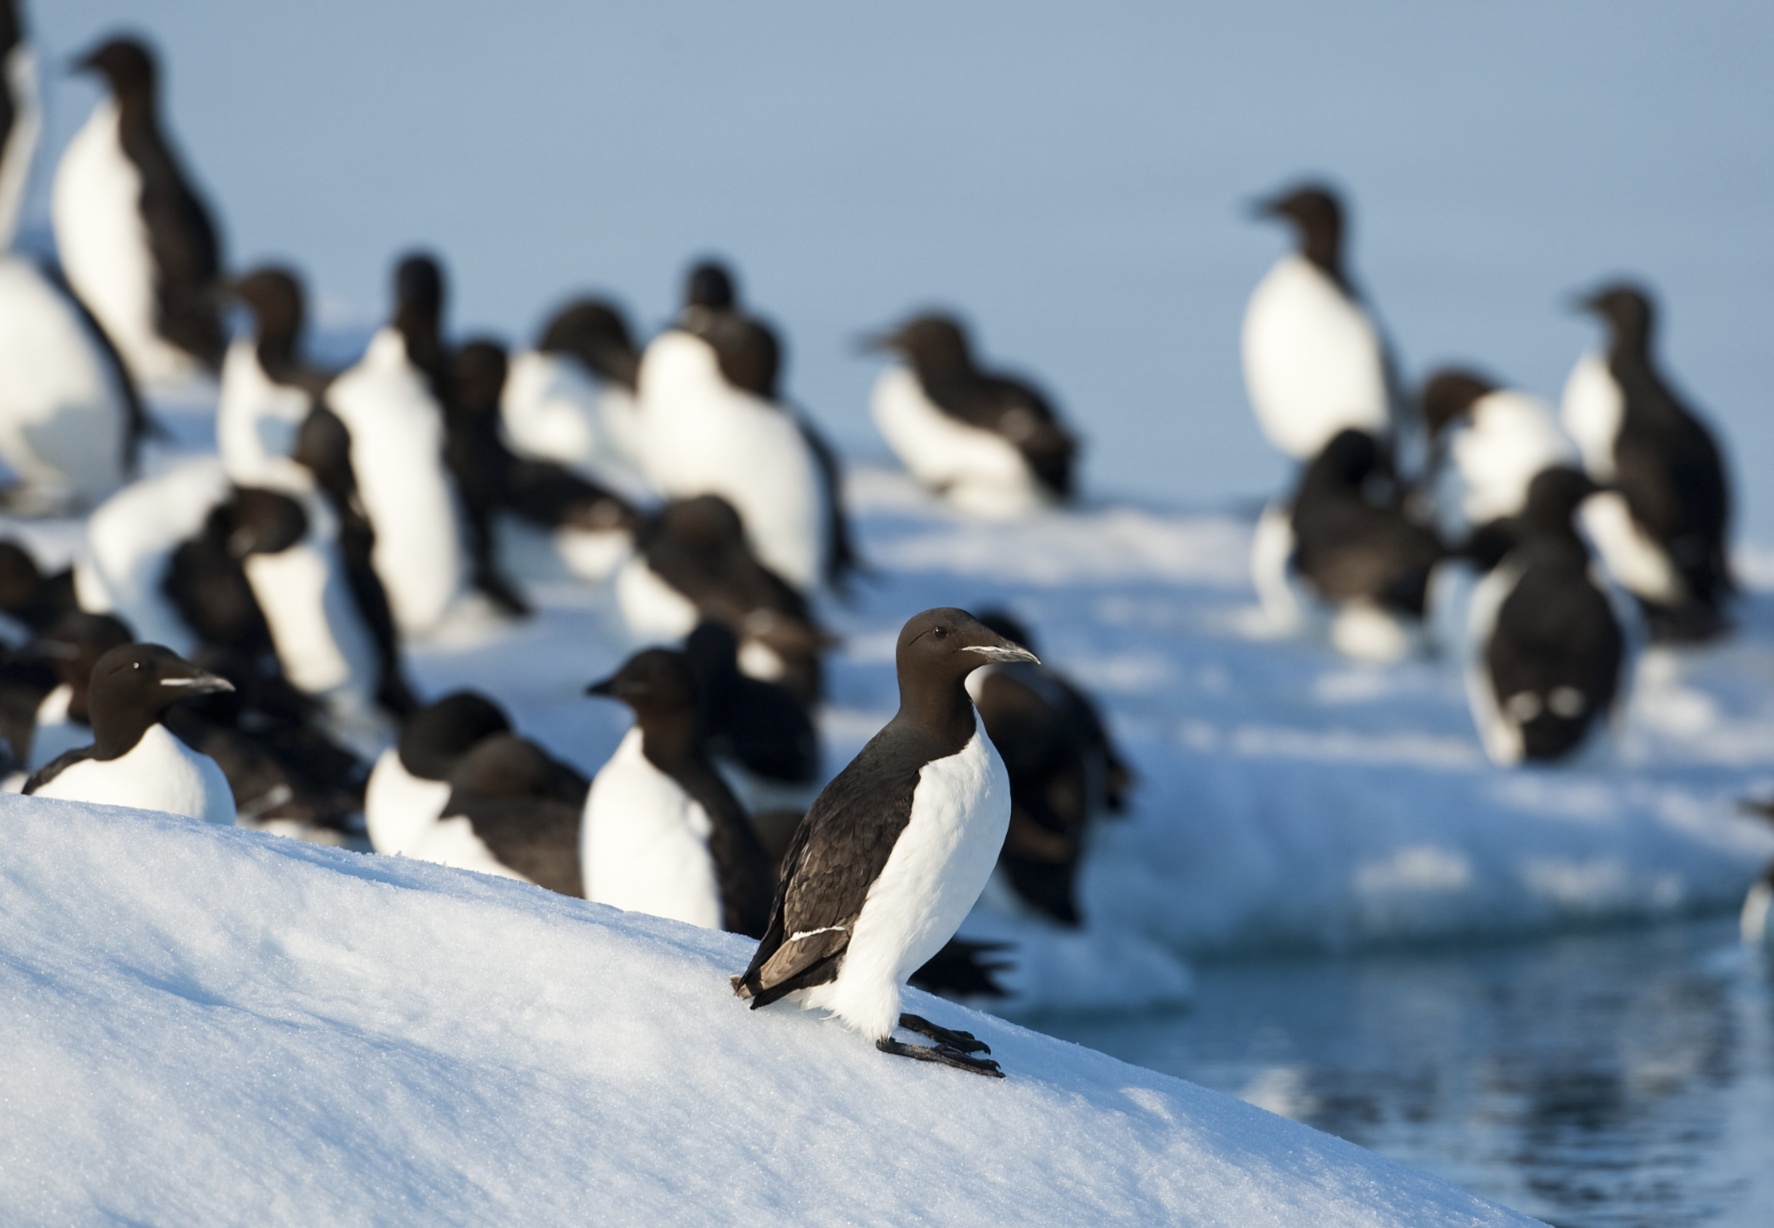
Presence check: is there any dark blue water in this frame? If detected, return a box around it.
[1041,917,1774,1227]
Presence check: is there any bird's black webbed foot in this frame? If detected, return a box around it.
[898,1012,990,1055]
[877,1036,1004,1078]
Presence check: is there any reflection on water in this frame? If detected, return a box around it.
[1040,918,1774,1227]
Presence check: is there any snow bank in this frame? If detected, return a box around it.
[0,798,1533,1227]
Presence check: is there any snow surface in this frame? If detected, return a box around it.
[0,796,1536,1227]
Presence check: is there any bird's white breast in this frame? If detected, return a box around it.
[1560,350,1624,480]
[613,553,701,644]
[216,341,313,490]
[499,349,650,499]
[1241,254,1389,459]
[581,727,721,929]
[27,684,83,772]
[1578,490,1684,606]
[1448,390,1577,526]
[363,746,452,856]
[804,726,1010,1041]
[637,331,826,589]
[35,723,235,825]
[409,812,533,885]
[51,97,192,387]
[869,365,1039,519]
[327,328,467,638]
[0,255,129,509]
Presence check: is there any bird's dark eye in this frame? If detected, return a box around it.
[933,626,949,640]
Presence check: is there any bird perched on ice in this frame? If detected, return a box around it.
[864,312,1078,518]
[52,35,224,386]
[733,607,1037,1077]
[325,253,475,636]
[1466,468,1626,766]
[1419,368,1577,567]
[1242,182,1401,461]
[582,647,774,936]
[636,259,852,592]
[1561,282,1733,641]
[25,641,234,825]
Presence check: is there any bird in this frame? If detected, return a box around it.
[52,35,223,386]
[500,296,649,493]
[966,609,1132,926]
[1242,182,1400,460]
[407,731,588,896]
[682,618,820,861]
[581,647,774,936]
[635,259,850,592]
[615,494,830,705]
[25,641,235,824]
[732,607,1037,1078]
[0,0,42,248]
[1284,429,1445,661]
[864,312,1078,517]
[449,338,638,585]
[325,253,473,637]
[215,266,324,490]
[364,689,513,857]
[21,608,131,771]
[1466,467,1626,765]
[1561,282,1733,641]
[1419,368,1577,568]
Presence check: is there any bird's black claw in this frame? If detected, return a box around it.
[877,1036,1005,1078]
[898,1012,991,1055]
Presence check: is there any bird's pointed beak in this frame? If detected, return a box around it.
[161,670,235,696]
[854,329,895,356]
[584,675,618,698]
[964,642,1040,666]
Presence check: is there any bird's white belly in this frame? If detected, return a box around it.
[805,727,1011,1040]
[1241,254,1388,459]
[501,351,652,499]
[329,329,467,638]
[410,813,533,884]
[869,366,1038,518]
[51,99,192,387]
[613,554,700,643]
[0,256,129,509]
[1451,390,1577,526]
[36,723,234,825]
[581,728,721,929]
[638,332,826,588]
[364,748,452,855]
[1560,350,1624,480]
[81,458,230,655]
[216,342,312,488]
[1579,490,1684,605]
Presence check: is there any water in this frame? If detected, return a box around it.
[1041,917,1774,1226]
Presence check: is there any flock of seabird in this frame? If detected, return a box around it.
[0,1,1764,1080]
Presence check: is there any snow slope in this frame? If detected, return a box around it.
[0,797,1536,1227]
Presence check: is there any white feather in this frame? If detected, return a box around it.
[409,813,532,885]
[869,365,1043,519]
[499,349,652,500]
[636,330,826,590]
[1241,254,1389,459]
[1560,350,1624,480]
[1444,390,1577,527]
[0,44,42,247]
[797,727,1011,1041]
[51,96,195,387]
[34,723,234,825]
[327,328,468,638]
[613,554,700,643]
[0,255,130,510]
[80,458,230,654]
[1579,490,1685,606]
[363,747,451,856]
[216,339,312,490]
[581,727,721,929]
[26,684,84,772]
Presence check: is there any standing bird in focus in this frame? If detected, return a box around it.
[733,608,1037,1078]
[25,642,235,824]
[53,36,223,386]
[582,647,773,936]
[1467,467,1627,765]
[865,312,1078,518]
[1561,283,1733,641]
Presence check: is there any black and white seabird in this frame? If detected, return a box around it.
[25,641,234,824]
[408,731,588,896]
[365,689,512,856]
[616,494,830,706]
[1243,183,1401,460]
[1466,467,1626,765]
[865,312,1078,517]
[326,253,473,637]
[52,35,223,386]
[1561,282,1733,640]
[636,259,852,592]
[1420,368,1577,567]
[1281,429,1445,660]
[733,607,1037,1077]
[967,610,1132,926]
[502,296,649,493]
[582,647,773,936]
[17,609,129,770]
[216,266,327,488]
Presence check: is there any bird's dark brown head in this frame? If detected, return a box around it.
[896,607,1038,687]
[538,299,639,390]
[225,267,306,358]
[454,339,508,421]
[73,36,157,100]
[586,648,698,719]
[1419,368,1497,439]
[1252,181,1346,275]
[1575,282,1655,350]
[865,313,973,380]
